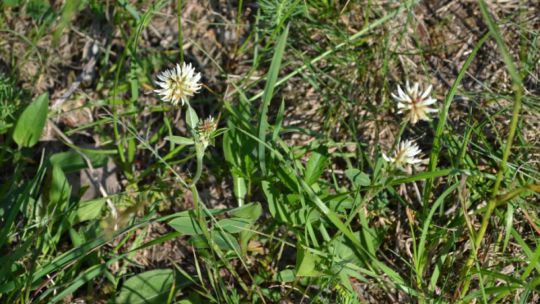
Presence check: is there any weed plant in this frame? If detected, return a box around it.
[0,0,538,303]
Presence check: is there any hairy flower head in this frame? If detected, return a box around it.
[154,62,202,106]
[392,81,437,124]
[197,116,217,148]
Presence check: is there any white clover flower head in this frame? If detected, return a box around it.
[383,139,426,171]
[154,62,202,106]
[392,81,438,124]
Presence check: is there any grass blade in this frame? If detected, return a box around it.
[424,33,490,201]
[257,24,289,174]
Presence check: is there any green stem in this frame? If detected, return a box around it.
[458,1,524,298]
[189,143,204,186]
[177,0,184,63]
[394,121,408,149]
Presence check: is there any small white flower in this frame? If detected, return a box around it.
[391,81,438,124]
[383,139,426,171]
[154,62,202,106]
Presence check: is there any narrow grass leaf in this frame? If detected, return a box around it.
[257,24,289,174]
[416,183,458,287]
[424,34,489,198]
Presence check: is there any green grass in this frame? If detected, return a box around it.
[0,0,539,303]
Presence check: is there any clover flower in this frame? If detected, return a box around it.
[392,81,438,124]
[197,116,216,149]
[383,139,426,171]
[154,62,202,106]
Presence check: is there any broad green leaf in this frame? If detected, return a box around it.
[216,218,252,234]
[168,213,203,235]
[329,236,362,265]
[52,0,83,45]
[185,106,199,130]
[222,130,236,165]
[117,0,141,20]
[304,146,329,186]
[116,269,174,304]
[277,269,295,283]
[262,180,278,218]
[296,248,320,277]
[49,150,109,173]
[262,180,290,222]
[69,228,85,247]
[212,231,241,252]
[191,230,240,252]
[13,93,49,147]
[48,165,71,208]
[276,165,299,192]
[44,236,191,303]
[358,211,376,256]
[229,202,262,220]
[166,135,194,146]
[289,207,321,225]
[345,168,371,187]
[73,198,106,224]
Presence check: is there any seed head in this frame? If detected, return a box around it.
[197,116,216,148]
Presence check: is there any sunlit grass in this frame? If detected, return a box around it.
[0,0,538,303]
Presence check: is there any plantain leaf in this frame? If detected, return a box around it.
[13,93,49,147]
[116,269,174,304]
[304,146,329,186]
[166,136,194,146]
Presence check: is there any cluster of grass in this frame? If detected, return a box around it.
[0,0,539,303]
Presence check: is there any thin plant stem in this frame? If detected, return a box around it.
[457,1,524,298]
[177,0,184,63]
[393,120,408,149]
[189,143,204,187]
